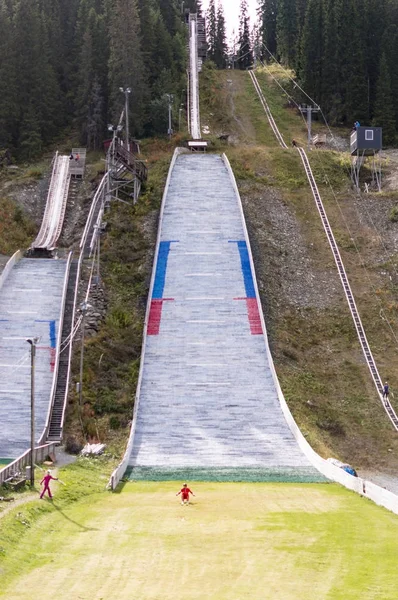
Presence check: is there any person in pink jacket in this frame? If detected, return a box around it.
[40,470,58,499]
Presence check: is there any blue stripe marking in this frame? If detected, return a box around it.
[229,240,256,298]
[35,320,57,347]
[49,320,56,348]
[153,242,172,299]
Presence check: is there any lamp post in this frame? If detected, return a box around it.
[79,302,88,408]
[166,94,174,139]
[119,87,131,151]
[26,337,39,486]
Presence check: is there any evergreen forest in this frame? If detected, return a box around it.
[3,0,398,157]
[258,0,398,141]
[0,0,196,158]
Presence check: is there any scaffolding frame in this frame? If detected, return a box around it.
[351,149,382,192]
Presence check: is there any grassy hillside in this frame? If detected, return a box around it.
[64,138,179,451]
[200,66,398,475]
[1,473,398,599]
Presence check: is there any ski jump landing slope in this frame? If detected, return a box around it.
[128,153,323,482]
[0,258,66,458]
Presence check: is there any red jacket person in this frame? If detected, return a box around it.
[176,483,195,504]
[40,470,58,499]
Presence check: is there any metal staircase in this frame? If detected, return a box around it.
[46,259,79,442]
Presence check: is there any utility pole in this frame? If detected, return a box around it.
[79,302,88,408]
[167,94,174,139]
[120,87,131,151]
[26,337,38,487]
[232,30,236,70]
[299,104,320,148]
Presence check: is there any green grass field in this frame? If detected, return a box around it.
[1,481,398,599]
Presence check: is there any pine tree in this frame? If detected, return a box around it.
[364,0,387,116]
[259,0,278,59]
[108,0,147,135]
[76,8,106,148]
[276,0,298,65]
[0,2,18,148]
[13,0,61,156]
[340,0,368,124]
[380,24,398,129]
[206,0,217,63]
[86,76,104,149]
[373,53,396,144]
[237,0,253,70]
[137,0,157,81]
[321,0,343,123]
[158,0,180,36]
[298,0,322,102]
[214,2,228,68]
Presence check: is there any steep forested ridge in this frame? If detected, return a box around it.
[0,0,189,158]
[258,0,398,138]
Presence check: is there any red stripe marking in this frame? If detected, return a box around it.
[37,346,56,371]
[246,298,263,335]
[147,299,175,335]
[233,297,263,334]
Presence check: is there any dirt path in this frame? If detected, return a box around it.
[220,71,258,144]
[0,492,38,520]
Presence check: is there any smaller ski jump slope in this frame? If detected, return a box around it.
[0,257,67,458]
[127,152,323,482]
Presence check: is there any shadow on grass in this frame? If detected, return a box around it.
[51,500,98,532]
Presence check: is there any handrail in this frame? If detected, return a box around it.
[80,173,108,252]
[114,143,148,182]
[58,176,107,435]
[59,254,81,437]
[32,151,59,247]
[249,69,398,431]
[31,153,71,250]
[0,249,23,292]
[0,443,57,485]
[38,251,73,444]
[50,158,71,249]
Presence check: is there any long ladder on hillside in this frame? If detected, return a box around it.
[249,70,287,149]
[249,69,398,431]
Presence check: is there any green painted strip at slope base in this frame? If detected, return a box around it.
[125,466,328,483]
